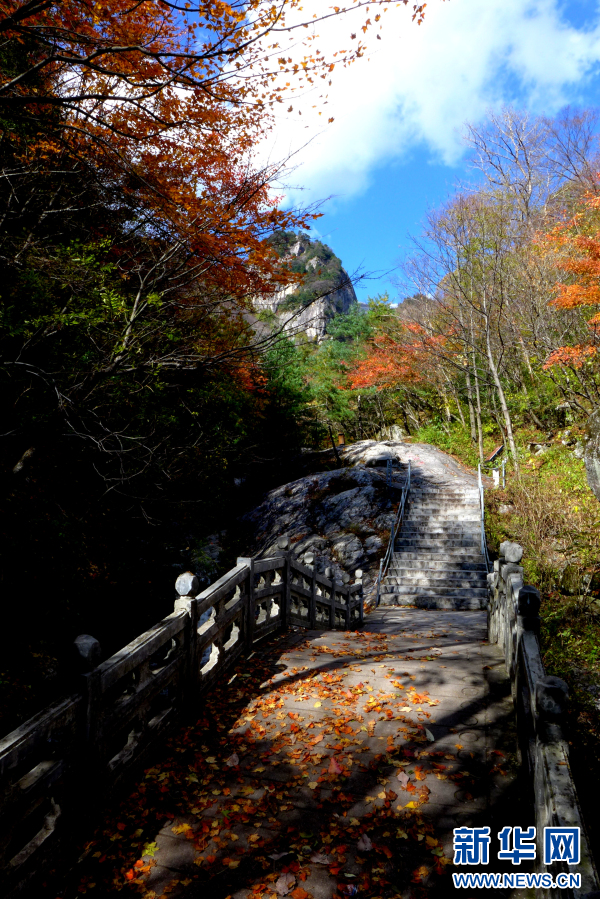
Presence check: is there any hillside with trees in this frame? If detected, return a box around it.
[0,0,427,730]
[3,0,600,827]
[298,107,600,833]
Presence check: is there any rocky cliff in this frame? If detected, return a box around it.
[255,231,357,341]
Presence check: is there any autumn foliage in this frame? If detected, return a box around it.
[542,193,600,369]
[348,325,447,391]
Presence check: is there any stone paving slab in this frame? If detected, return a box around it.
[54,612,534,899]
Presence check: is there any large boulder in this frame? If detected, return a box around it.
[241,466,397,598]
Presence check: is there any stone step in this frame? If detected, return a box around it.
[393,550,486,563]
[388,559,487,572]
[398,528,481,538]
[381,583,488,597]
[387,568,487,583]
[407,501,477,506]
[404,511,480,516]
[405,517,481,526]
[408,493,479,509]
[406,510,480,517]
[377,594,485,611]
[394,545,484,557]
[408,488,478,495]
[381,577,487,597]
[403,510,479,516]
[395,538,481,549]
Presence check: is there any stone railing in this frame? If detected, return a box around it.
[488,541,599,898]
[0,551,363,897]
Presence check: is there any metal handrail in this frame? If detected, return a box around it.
[477,463,492,572]
[376,460,411,607]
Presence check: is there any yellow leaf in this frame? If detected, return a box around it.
[404,801,416,808]
[314,702,322,708]
[172,823,192,835]
[308,782,318,789]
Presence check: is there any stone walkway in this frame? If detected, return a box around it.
[53,610,532,899]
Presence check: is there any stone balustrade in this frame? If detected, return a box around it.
[488,541,599,897]
[0,551,363,897]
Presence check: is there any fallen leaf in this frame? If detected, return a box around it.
[314,702,322,708]
[328,757,343,775]
[225,752,239,767]
[425,729,435,742]
[308,781,318,790]
[411,864,429,883]
[357,833,373,852]
[275,872,296,895]
[172,823,193,835]
[310,852,329,864]
[396,770,409,788]
[291,889,309,899]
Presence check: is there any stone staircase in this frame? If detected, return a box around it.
[378,482,489,610]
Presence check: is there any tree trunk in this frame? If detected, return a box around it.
[484,320,519,471]
[471,350,485,465]
[465,368,477,443]
[451,383,466,428]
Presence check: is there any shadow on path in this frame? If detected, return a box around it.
[48,612,533,899]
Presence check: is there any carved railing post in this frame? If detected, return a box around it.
[238,557,256,653]
[486,540,600,896]
[329,576,336,629]
[278,537,291,629]
[356,570,364,628]
[80,650,103,809]
[305,553,317,629]
[174,571,200,694]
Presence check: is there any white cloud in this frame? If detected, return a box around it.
[261,0,600,208]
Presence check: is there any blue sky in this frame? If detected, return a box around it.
[262,0,600,302]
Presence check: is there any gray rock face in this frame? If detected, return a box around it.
[254,233,357,341]
[585,408,600,500]
[376,425,408,441]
